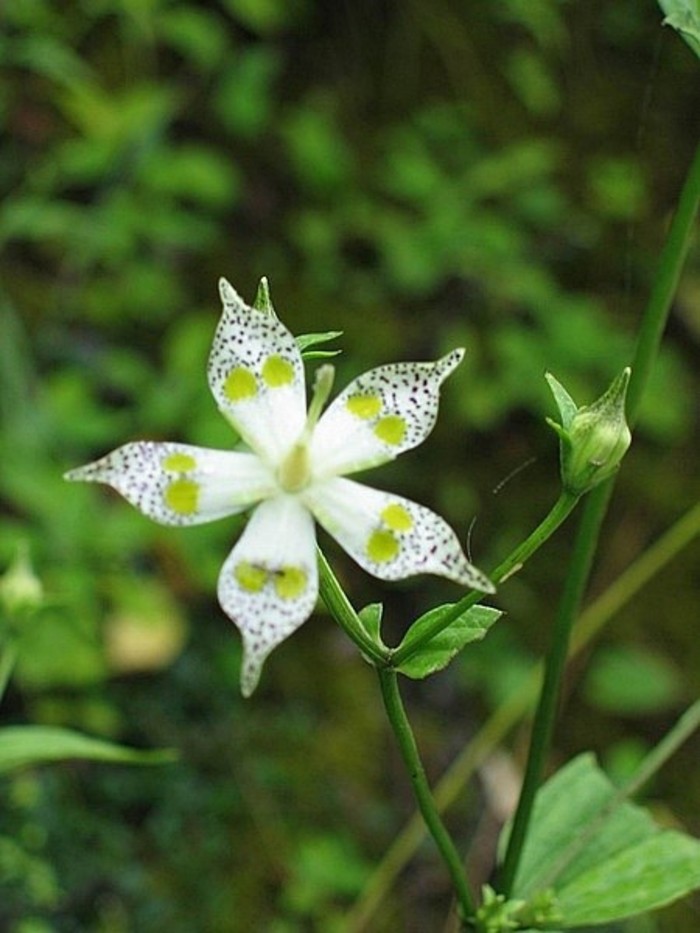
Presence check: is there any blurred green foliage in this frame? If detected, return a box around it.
[1,0,699,929]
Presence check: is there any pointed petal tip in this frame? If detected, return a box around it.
[240,677,257,699]
[437,347,466,380]
[218,276,244,307]
[457,564,496,594]
[239,643,265,698]
[63,465,93,483]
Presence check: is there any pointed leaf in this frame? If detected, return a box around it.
[397,604,502,679]
[358,602,384,646]
[659,1,700,58]
[0,726,175,773]
[545,372,578,429]
[296,330,343,360]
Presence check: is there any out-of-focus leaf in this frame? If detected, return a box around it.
[9,35,93,85]
[159,6,228,69]
[583,646,683,715]
[57,82,178,144]
[138,145,241,209]
[0,726,175,773]
[222,0,307,34]
[281,100,355,194]
[659,0,700,58]
[214,47,281,139]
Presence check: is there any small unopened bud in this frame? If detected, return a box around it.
[546,368,632,495]
[0,543,44,618]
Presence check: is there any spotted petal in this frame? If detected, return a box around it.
[309,350,465,479]
[305,476,494,591]
[64,442,276,526]
[217,494,318,696]
[208,278,307,465]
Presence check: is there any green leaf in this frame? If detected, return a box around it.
[557,831,700,926]
[221,0,303,35]
[139,144,241,209]
[357,603,384,646]
[0,726,176,773]
[659,0,700,58]
[504,753,700,926]
[159,7,228,71]
[296,330,343,359]
[396,604,502,680]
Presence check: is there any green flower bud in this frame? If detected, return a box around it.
[0,543,44,619]
[546,368,632,495]
[474,885,526,932]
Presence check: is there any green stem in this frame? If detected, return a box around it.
[497,482,611,893]
[392,491,580,665]
[622,696,700,800]
[626,139,700,425]
[498,136,700,897]
[317,547,389,666]
[377,667,475,922]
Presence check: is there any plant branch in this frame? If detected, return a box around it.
[377,667,475,922]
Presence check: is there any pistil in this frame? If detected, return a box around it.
[277,365,335,493]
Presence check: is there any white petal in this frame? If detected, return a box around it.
[64,442,276,526]
[305,477,493,591]
[309,350,464,478]
[208,278,307,465]
[217,494,318,696]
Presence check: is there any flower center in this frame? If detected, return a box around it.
[277,364,335,494]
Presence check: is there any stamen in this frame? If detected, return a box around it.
[306,365,335,432]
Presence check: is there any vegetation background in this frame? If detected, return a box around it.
[1,0,699,930]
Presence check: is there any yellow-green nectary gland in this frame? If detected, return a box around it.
[162,452,197,472]
[224,366,257,401]
[164,478,199,515]
[374,415,406,445]
[381,503,413,532]
[234,561,268,593]
[346,394,382,420]
[367,529,400,563]
[262,354,295,387]
[274,566,308,600]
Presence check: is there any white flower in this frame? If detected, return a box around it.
[65,278,493,695]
